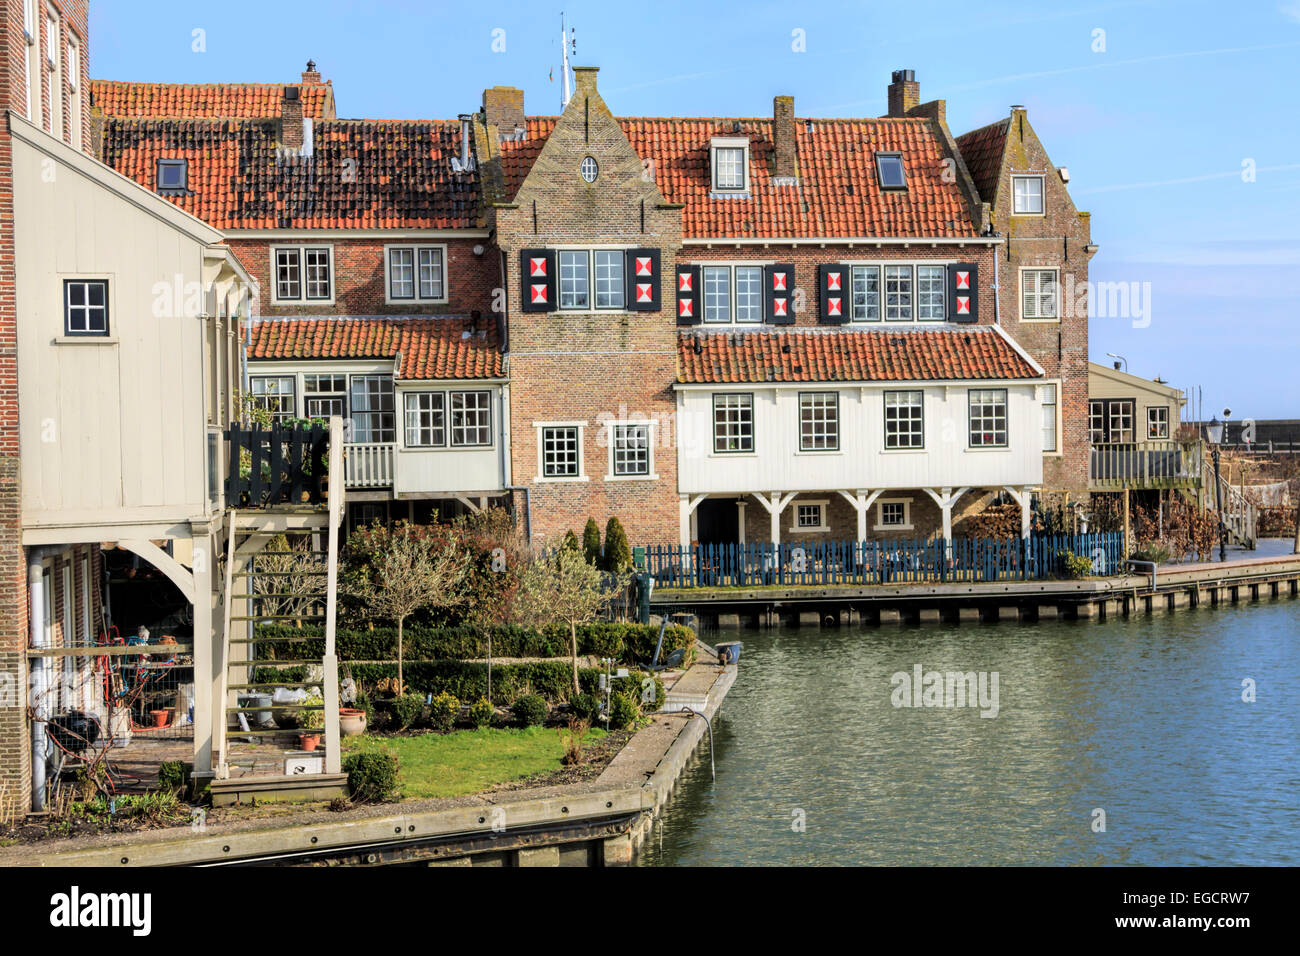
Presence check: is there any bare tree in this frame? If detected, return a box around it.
[252,533,325,623]
[342,522,470,692]
[513,547,624,696]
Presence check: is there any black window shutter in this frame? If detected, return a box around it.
[676,264,701,326]
[520,249,555,313]
[626,248,660,312]
[764,264,795,325]
[818,264,848,324]
[948,262,978,323]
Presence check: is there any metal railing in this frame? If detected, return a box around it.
[343,441,395,488]
[1090,439,1203,489]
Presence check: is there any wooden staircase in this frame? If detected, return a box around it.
[1206,469,1258,549]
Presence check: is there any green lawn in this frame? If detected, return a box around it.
[341,726,607,800]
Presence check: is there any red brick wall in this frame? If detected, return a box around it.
[226,236,497,318]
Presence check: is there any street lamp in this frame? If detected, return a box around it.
[1106,352,1128,372]
[1206,416,1227,562]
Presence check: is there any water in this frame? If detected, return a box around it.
[638,600,1300,866]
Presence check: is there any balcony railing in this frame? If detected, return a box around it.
[343,441,395,488]
[1089,440,1203,490]
[224,423,328,507]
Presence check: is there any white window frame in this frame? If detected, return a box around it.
[968,388,1009,449]
[44,5,61,137]
[302,373,348,421]
[712,393,755,454]
[695,261,768,325]
[552,247,632,312]
[404,391,446,448]
[604,420,658,480]
[66,31,81,147]
[270,244,335,305]
[384,243,449,305]
[249,375,297,422]
[916,264,947,322]
[535,422,588,482]
[1021,267,1059,321]
[349,374,396,443]
[1041,382,1060,455]
[1012,174,1045,216]
[22,0,36,120]
[883,389,925,450]
[710,136,750,194]
[797,392,840,452]
[449,390,493,447]
[874,498,914,532]
[884,264,914,322]
[850,265,881,322]
[1147,405,1170,440]
[790,499,830,534]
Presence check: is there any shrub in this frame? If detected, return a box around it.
[157,760,190,794]
[608,692,639,729]
[390,693,426,730]
[427,691,459,731]
[602,517,632,573]
[1058,550,1093,580]
[1130,544,1172,565]
[582,518,602,565]
[512,694,548,727]
[354,690,374,724]
[296,692,326,731]
[343,751,400,803]
[468,696,495,728]
[570,692,601,723]
[559,717,590,766]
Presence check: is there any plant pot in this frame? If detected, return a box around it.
[299,733,321,752]
[149,709,168,729]
[338,708,367,737]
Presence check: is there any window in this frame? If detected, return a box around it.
[580,156,598,182]
[1089,400,1106,443]
[350,375,395,443]
[877,500,910,529]
[703,266,731,324]
[386,245,446,303]
[799,392,839,451]
[713,394,754,453]
[22,0,36,120]
[1012,175,1044,215]
[63,279,108,336]
[1042,384,1058,452]
[1022,269,1058,320]
[273,246,332,302]
[450,391,492,446]
[44,8,60,136]
[558,251,590,309]
[404,392,444,447]
[1108,400,1134,443]
[969,389,1008,447]
[916,265,946,321]
[734,266,763,323]
[795,503,827,532]
[884,265,913,321]
[66,32,81,146]
[712,144,747,192]
[612,423,651,476]
[876,153,906,189]
[593,250,625,309]
[303,373,346,419]
[883,390,924,449]
[1147,406,1170,440]
[249,376,295,421]
[156,158,188,193]
[851,265,880,322]
[541,426,582,478]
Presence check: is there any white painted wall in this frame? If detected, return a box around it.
[675,382,1044,493]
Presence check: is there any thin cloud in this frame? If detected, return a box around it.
[1075,164,1300,194]
[1281,2,1300,24]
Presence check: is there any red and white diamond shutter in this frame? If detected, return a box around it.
[676,264,701,326]
[947,262,978,323]
[626,248,660,312]
[818,264,849,324]
[519,249,555,313]
[765,264,795,325]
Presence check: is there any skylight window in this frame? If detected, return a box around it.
[876,153,907,189]
[156,158,188,194]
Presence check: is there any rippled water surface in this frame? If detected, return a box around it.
[637,600,1300,866]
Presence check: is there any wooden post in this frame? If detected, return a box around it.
[322,416,346,776]
[1122,488,1131,557]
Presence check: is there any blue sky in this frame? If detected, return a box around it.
[91,0,1300,418]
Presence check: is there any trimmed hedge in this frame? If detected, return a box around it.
[255,621,694,668]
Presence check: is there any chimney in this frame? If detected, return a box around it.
[573,66,599,95]
[887,69,919,117]
[453,113,474,172]
[482,86,525,133]
[772,95,797,182]
[301,59,322,84]
[281,85,303,150]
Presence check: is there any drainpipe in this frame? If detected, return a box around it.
[991,232,1002,326]
[28,546,58,811]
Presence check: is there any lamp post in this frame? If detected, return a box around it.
[1206,416,1227,562]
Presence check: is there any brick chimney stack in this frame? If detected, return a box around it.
[887,69,920,117]
[281,86,303,149]
[482,86,525,133]
[573,65,599,95]
[772,95,797,181]
[301,59,322,84]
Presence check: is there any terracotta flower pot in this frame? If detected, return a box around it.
[149,709,168,728]
[338,708,367,737]
[299,733,321,752]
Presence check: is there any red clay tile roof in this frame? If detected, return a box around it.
[99,118,480,229]
[676,328,1040,384]
[248,318,504,380]
[955,119,1009,206]
[498,115,978,239]
[90,79,335,120]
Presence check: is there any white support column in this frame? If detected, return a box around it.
[678,495,692,553]
[190,525,216,782]
[323,418,345,775]
[769,498,781,547]
[736,500,747,545]
[1002,485,1032,539]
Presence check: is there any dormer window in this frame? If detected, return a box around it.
[875,153,907,189]
[156,158,188,194]
[710,137,750,194]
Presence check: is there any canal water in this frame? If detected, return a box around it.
[638,600,1300,866]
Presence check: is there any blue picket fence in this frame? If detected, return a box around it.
[639,533,1124,588]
